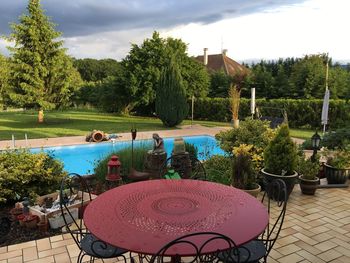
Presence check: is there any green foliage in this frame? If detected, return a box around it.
[193,98,350,129]
[216,118,274,154]
[208,70,233,97]
[296,152,320,180]
[264,124,298,175]
[94,143,151,182]
[73,58,121,82]
[248,55,350,100]
[155,57,189,127]
[0,54,10,109]
[203,155,232,186]
[0,149,66,204]
[325,146,350,169]
[184,142,198,159]
[322,127,350,149]
[5,0,82,110]
[122,31,209,113]
[232,146,256,190]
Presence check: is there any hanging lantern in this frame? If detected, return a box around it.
[106,155,121,181]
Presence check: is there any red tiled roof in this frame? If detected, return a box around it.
[195,54,249,76]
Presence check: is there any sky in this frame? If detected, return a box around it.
[0,0,349,63]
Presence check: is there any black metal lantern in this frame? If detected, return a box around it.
[311,131,321,162]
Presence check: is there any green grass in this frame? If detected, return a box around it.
[0,109,230,140]
[289,128,314,140]
[0,109,313,140]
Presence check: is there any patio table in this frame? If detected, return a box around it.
[84,179,268,257]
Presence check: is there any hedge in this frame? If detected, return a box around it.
[192,98,350,128]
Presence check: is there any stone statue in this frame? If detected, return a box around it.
[152,133,165,153]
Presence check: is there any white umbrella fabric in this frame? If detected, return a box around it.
[321,89,330,133]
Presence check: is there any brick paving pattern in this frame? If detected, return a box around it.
[1,185,349,262]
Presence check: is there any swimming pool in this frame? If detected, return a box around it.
[31,135,225,175]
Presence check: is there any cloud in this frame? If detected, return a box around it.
[0,0,304,37]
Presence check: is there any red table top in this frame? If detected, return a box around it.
[84,179,268,256]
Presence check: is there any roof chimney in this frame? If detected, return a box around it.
[203,48,208,65]
[222,49,228,56]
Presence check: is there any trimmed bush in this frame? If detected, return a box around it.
[192,98,350,128]
[0,149,66,204]
[156,57,189,127]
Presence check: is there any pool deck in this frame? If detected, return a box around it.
[0,124,304,150]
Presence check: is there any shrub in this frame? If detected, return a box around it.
[155,57,189,127]
[232,145,256,190]
[0,149,66,204]
[184,142,198,159]
[203,155,232,186]
[94,143,151,182]
[216,118,274,154]
[322,127,350,150]
[263,124,298,175]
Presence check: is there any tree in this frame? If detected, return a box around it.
[208,70,233,97]
[0,54,10,109]
[5,0,81,119]
[155,57,189,127]
[122,32,209,113]
[73,58,121,82]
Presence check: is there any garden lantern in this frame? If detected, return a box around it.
[106,155,121,181]
[311,131,321,162]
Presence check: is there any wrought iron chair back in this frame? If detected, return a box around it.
[260,179,288,258]
[149,232,248,263]
[60,173,127,263]
[159,155,207,180]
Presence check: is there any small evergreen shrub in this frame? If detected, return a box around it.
[263,124,298,175]
[0,149,66,204]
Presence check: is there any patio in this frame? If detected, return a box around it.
[1,185,349,263]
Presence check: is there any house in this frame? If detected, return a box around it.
[195,48,249,77]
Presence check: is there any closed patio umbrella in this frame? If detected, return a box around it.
[321,89,330,133]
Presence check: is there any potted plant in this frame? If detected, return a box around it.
[232,144,260,197]
[262,124,298,199]
[323,147,350,184]
[297,153,320,195]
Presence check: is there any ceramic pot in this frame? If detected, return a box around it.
[324,164,349,184]
[299,175,319,195]
[37,220,49,232]
[262,168,298,200]
[243,184,261,198]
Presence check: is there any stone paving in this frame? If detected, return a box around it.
[1,185,349,263]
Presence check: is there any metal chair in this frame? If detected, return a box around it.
[60,173,128,263]
[159,154,206,180]
[148,232,247,263]
[219,179,288,263]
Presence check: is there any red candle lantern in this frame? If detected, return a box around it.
[106,155,121,181]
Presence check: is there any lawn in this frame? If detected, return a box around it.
[0,109,314,141]
[0,109,230,140]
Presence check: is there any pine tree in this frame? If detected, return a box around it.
[155,57,189,127]
[5,0,80,120]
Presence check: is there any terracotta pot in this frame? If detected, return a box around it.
[17,214,26,227]
[37,220,49,232]
[299,176,319,195]
[10,208,23,221]
[243,184,261,198]
[24,215,39,229]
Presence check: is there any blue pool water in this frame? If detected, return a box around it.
[31,135,225,175]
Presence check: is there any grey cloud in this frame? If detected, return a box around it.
[0,0,305,37]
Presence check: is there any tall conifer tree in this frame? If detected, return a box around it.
[6,0,80,119]
[155,56,189,127]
